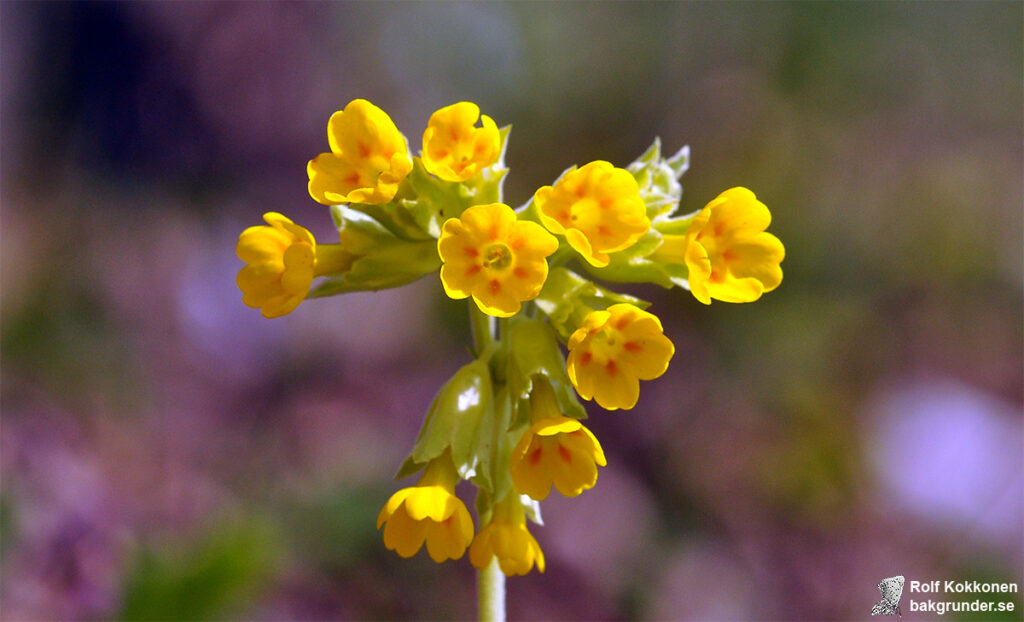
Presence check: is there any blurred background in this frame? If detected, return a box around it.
[1,2,1021,620]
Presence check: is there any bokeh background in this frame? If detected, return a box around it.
[2,2,1021,620]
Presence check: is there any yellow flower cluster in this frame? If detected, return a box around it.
[233,99,786,579]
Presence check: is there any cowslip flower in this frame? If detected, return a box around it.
[438,203,559,317]
[661,187,784,304]
[307,99,413,205]
[421,102,501,182]
[532,161,650,267]
[376,455,474,563]
[567,303,674,410]
[510,379,606,501]
[236,212,353,318]
[469,493,545,576]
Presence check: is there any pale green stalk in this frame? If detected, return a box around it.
[477,558,506,622]
[468,302,506,622]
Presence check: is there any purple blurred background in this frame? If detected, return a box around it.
[1,3,1021,620]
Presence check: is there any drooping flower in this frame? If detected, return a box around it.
[421,102,501,182]
[533,161,650,267]
[567,303,674,410]
[510,378,606,501]
[236,212,353,318]
[438,203,559,317]
[469,493,545,576]
[657,187,784,304]
[307,99,413,205]
[376,455,474,563]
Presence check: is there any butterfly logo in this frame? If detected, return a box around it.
[871,575,905,617]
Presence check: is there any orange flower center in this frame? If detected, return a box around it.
[482,243,512,271]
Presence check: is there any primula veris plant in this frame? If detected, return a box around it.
[234,99,785,619]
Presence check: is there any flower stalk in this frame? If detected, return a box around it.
[477,558,506,622]
[468,299,507,620]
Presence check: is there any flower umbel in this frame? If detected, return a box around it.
[438,203,559,317]
[307,99,413,205]
[661,187,784,304]
[237,100,780,603]
[567,303,675,410]
[421,102,501,182]
[510,379,606,500]
[236,212,352,318]
[377,455,474,563]
[533,161,650,267]
[469,493,545,576]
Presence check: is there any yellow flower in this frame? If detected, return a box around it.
[533,161,650,267]
[421,102,501,182]
[236,212,353,318]
[376,456,474,563]
[567,303,674,410]
[307,99,413,205]
[438,203,559,317]
[469,493,545,576]
[665,187,784,304]
[510,379,606,501]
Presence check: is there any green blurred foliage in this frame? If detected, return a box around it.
[279,486,385,571]
[118,519,281,621]
[0,495,13,564]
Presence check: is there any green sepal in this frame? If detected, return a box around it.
[506,321,570,398]
[344,183,435,243]
[467,385,516,499]
[308,206,440,297]
[627,138,690,222]
[474,487,495,525]
[504,320,586,426]
[582,227,690,288]
[394,359,493,482]
[534,267,649,340]
[400,126,511,238]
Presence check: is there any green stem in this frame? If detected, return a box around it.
[468,300,507,622]
[477,558,506,622]
[469,301,496,357]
